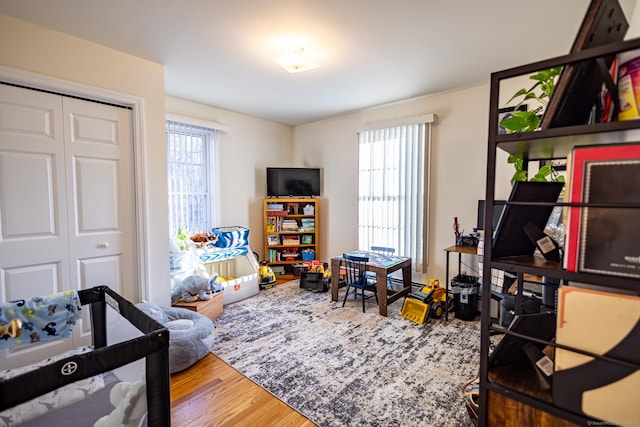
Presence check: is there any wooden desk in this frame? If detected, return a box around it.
[444,245,478,320]
[330,251,412,317]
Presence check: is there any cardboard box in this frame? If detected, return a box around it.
[553,286,640,424]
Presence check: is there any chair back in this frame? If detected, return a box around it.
[342,254,370,288]
[370,246,395,255]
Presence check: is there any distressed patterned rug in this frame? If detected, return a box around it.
[211,280,480,427]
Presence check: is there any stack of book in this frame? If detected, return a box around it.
[300,218,315,232]
[282,219,299,232]
[266,203,284,211]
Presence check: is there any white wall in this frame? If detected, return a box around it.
[295,86,513,283]
[0,14,170,304]
[7,2,636,298]
[165,97,294,254]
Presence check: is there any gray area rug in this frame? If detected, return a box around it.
[211,280,480,427]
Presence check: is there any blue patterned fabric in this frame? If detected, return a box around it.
[199,247,249,263]
[0,290,81,349]
[211,226,249,248]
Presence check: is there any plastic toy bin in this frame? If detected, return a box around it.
[197,247,259,305]
[301,250,315,261]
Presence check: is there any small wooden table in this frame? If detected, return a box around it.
[444,245,478,320]
[330,251,412,317]
[172,291,223,321]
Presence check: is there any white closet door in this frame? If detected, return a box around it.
[0,84,137,369]
[62,96,136,345]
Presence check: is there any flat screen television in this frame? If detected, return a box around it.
[492,181,564,259]
[477,200,504,232]
[266,167,321,197]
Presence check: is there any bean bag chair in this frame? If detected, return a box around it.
[136,301,215,374]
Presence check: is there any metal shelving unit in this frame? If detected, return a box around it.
[479,38,640,426]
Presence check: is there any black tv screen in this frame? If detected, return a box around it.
[492,181,564,259]
[477,200,504,232]
[266,167,321,197]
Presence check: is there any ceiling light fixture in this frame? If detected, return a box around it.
[273,47,319,73]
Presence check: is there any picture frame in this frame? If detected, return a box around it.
[267,234,279,246]
[498,105,527,135]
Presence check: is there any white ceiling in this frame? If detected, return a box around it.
[0,0,637,126]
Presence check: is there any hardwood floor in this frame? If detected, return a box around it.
[170,353,317,427]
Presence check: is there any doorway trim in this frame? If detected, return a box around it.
[0,65,150,300]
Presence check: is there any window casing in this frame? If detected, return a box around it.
[166,120,219,235]
[358,122,430,273]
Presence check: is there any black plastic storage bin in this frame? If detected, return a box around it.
[451,274,479,321]
[299,271,327,292]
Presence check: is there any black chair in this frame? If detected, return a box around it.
[342,254,378,312]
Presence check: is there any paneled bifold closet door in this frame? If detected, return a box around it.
[0,84,136,369]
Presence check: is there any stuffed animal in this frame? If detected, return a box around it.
[94,379,147,427]
[171,273,222,303]
[0,317,22,340]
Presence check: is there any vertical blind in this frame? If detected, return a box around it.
[166,120,219,235]
[358,122,430,272]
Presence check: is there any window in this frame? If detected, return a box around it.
[166,120,219,235]
[358,119,434,273]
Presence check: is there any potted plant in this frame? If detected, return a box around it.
[499,67,565,185]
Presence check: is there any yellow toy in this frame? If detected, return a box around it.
[259,261,276,289]
[0,318,22,339]
[401,278,452,324]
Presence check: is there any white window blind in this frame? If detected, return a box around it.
[166,120,220,235]
[358,120,433,273]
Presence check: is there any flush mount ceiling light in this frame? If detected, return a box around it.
[273,47,319,73]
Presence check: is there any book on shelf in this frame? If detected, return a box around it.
[266,216,276,232]
[267,248,278,262]
[281,219,299,231]
[553,286,640,424]
[564,143,640,278]
[300,218,315,231]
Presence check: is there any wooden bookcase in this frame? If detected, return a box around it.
[263,198,319,278]
[479,38,640,426]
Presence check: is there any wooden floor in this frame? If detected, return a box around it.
[170,352,317,427]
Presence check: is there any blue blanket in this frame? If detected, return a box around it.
[0,290,81,349]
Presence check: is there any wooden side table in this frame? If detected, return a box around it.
[172,291,223,321]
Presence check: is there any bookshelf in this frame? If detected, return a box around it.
[479,38,640,426]
[263,198,319,278]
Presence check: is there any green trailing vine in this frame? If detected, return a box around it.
[499,67,565,185]
[507,154,565,185]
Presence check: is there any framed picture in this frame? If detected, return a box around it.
[498,105,527,135]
